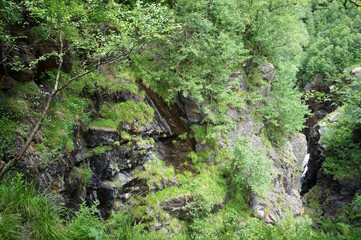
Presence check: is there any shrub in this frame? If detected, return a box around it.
[226,137,274,196]
[321,77,361,180]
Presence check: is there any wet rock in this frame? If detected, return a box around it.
[84,127,120,147]
[62,55,73,73]
[91,181,119,218]
[106,89,142,103]
[0,75,18,90]
[119,177,149,202]
[302,107,361,218]
[178,94,206,124]
[162,196,194,221]
[228,108,307,222]
[88,142,153,180]
[251,194,265,220]
[327,111,341,123]
[72,126,87,164]
[12,69,36,82]
[155,139,194,173]
[111,172,133,186]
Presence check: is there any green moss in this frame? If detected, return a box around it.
[120,131,132,141]
[91,101,154,131]
[90,119,119,130]
[133,205,149,220]
[144,167,226,211]
[113,141,120,148]
[69,164,93,188]
[245,67,266,91]
[41,93,90,152]
[178,132,188,140]
[35,142,62,167]
[0,115,17,159]
[9,81,40,98]
[67,66,140,97]
[103,180,123,190]
[136,157,175,191]
[86,146,111,157]
[0,97,29,120]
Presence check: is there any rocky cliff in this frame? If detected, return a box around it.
[301,69,361,220]
[1,54,308,234]
[0,25,310,235]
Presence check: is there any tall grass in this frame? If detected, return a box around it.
[0,173,157,240]
[0,173,64,239]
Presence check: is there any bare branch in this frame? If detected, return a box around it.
[347,0,361,7]
[57,45,137,92]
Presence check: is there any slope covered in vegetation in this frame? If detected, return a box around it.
[0,0,361,239]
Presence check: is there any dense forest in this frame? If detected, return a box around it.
[0,0,360,239]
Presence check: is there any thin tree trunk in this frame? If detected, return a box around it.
[0,29,64,182]
[0,33,138,183]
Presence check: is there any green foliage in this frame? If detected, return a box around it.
[87,146,111,157]
[0,0,22,25]
[235,213,318,240]
[133,0,309,141]
[351,195,361,221]
[0,173,165,239]
[321,77,361,180]
[299,0,361,84]
[64,202,109,240]
[260,84,309,144]
[0,0,22,42]
[188,208,321,240]
[133,0,248,124]
[21,0,177,69]
[105,213,144,240]
[226,137,274,196]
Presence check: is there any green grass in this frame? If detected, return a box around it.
[134,165,227,232]
[68,164,93,188]
[41,93,90,153]
[0,173,65,239]
[9,81,40,98]
[0,173,164,240]
[0,97,29,119]
[86,145,111,157]
[90,119,119,130]
[90,101,154,131]
[136,157,176,191]
[67,65,140,96]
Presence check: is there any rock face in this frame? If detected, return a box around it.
[300,67,361,219]
[260,61,276,83]
[2,56,307,228]
[237,109,307,223]
[178,93,307,223]
[3,75,196,218]
[302,108,361,217]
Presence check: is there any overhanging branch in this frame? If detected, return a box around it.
[345,0,361,7]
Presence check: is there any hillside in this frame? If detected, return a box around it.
[0,0,360,239]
